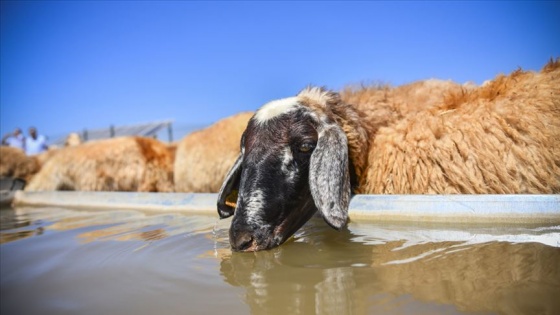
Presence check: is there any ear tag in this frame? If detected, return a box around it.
[225,189,238,209]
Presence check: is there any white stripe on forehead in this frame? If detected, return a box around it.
[254,96,300,124]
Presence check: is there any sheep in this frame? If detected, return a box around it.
[25,136,174,192]
[174,112,254,192]
[0,146,40,183]
[362,61,559,194]
[340,79,476,130]
[166,141,178,164]
[64,132,82,147]
[217,59,560,251]
[1,132,85,188]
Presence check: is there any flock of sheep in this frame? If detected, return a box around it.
[0,112,253,193]
[1,59,558,197]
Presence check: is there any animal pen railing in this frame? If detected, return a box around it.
[49,120,174,146]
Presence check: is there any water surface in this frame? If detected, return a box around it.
[1,206,559,315]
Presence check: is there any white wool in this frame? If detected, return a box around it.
[254,97,300,123]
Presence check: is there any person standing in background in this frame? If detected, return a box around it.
[25,127,48,155]
[1,127,25,151]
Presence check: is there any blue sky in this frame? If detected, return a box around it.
[1,1,559,144]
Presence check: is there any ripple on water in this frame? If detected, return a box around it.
[1,207,559,315]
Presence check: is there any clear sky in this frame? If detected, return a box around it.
[1,1,559,144]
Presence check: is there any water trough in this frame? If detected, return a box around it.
[11,191,560,224]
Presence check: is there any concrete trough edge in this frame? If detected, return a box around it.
[11,191,560,224]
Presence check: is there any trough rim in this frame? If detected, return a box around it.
[9,191,560,225]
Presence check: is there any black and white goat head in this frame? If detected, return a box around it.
[217,87,359,252]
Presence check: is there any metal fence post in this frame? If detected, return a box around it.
[167,122,173,142]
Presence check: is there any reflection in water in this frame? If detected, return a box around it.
[0,208,45,243]
[218,218,560,315]
[0,207,214,245]
[1,207,559,315]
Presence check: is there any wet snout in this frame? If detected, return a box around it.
[229,225,256,251]
[229,223,269,252]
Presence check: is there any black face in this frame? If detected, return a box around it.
[223,109,320,251]
[218,104,352,252]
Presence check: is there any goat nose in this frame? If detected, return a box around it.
[230,229,255,251]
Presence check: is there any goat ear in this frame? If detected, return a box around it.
[309,124,350,230]
[217,154,243,218]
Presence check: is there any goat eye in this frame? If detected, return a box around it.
[299,142,315,153]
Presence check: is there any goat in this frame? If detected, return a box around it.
[25,136,174,192]
[217,59,560,251]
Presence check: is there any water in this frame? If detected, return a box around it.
[1,206,559,315]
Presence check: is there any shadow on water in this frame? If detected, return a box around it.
[1,207,559,315]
